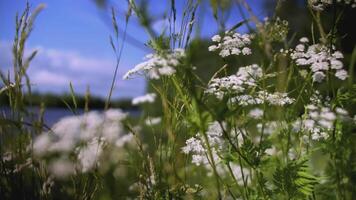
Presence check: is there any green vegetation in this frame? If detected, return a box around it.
[1,1,356,199]
[0,92,138,110]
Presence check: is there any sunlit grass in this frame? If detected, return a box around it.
[1,1,356,199]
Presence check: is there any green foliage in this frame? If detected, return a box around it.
[1,0,356,199]
[273,159,318,199]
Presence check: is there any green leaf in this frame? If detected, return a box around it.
[69,82,78,111]
[348,45,356,86]
[210,0,218,20]
[227,19,250,32]
[273,159,318,198]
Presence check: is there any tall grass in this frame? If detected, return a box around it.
[1,0,356,199]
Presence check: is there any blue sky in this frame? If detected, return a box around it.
[0,0,269,99]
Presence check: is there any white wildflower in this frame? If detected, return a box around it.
[123,48,185,79]
[231,91,295,107]
[41,176,54,195]
[263,91,295,106]
[304,119,316,130]
[181,121,225,167]
[145,117,161,126]
[13,158,32,173]
[291,39,347,82]
[230,164,250,185]
[257,121,288,135]
[296,44,305,52]
[33,109,131,174]
[192,154,206,166]
[49,159,75,178]
[336,107,348,116]
[80,111,104,140]
[206,121,224,146]
[208,45,218,51]
[211,35,221,42]
[296,101,349,141]
[333,51,344,59]
[312,71,326,83]
[249,108,264,119]
[158,66,176,76]
[115,134,133,147]
[320,108,336,121]
[306,104,318,110]
[77,137,103,173]
[206,65,294,107]
[33,134,52,155]
[308,0,330,10]
[206,64,263,99]
[242,47,252,55]
[2,152,13,162]
[231,94,263,106]
[209,31,253,57]
[309,0,356,10]
[265,146,278,156]
[105,109,128,121]
[300,37,309,43]
[132,93,156,105]
[330,59,343,70]
[288,149,297,160]
[335,69,348,80]
[219,49,230,57]
[182,137,205,154]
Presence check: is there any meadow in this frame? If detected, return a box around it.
[1,0,356,199]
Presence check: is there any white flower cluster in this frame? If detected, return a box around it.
[309,0,356,10]
[206,64,262,99]
[229,91,294,106]
[182,121,225,166]
[1,152,34,174]
[257,91,295,106]
[262,17,289,42]
[256,121,289,141]
[208,31,253,57]
[206,64,294,106]
[77,137,104,172]
[33,109,132,177]
[291,37,348,82]
[132,93,156,105]
[293,104,348,140]
[123,49,185,80]
[248,108,264,119]
[182,122,250,183]
[145,117,161,126]
[216,163,250,185]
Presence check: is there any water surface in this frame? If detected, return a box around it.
[1,107,141,127]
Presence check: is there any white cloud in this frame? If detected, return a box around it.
[0,40,146,98]
[41,48,114,74]
[32,70,71,86]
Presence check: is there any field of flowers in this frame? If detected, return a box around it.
[1,0,356,199]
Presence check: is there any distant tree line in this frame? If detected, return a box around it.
[0,92,139,110]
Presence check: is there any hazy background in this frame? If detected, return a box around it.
[0,0,269,99]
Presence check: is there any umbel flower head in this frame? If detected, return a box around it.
[131,93,156,105]
[33,109,132,176]
[291,38,348,82]
[262,17,289,42]
[206,64,294,106]
[181,121,226,166]
[123,48,185,80]
[208,31,253,57]
[206,64,263,99]
[293,92,349,141]
[308,0,356,10]
[181,121,250,184]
